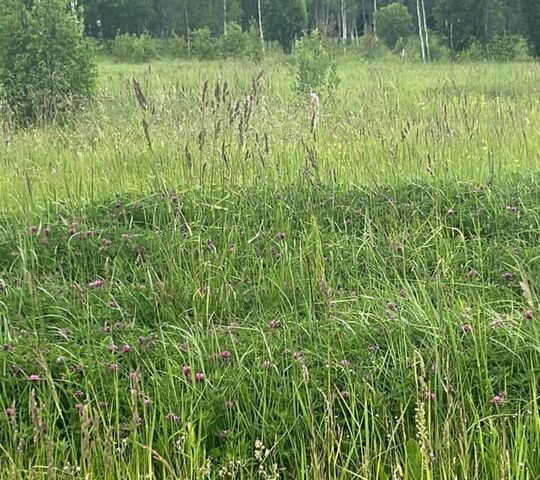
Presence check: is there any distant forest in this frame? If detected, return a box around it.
[80,0,539,56]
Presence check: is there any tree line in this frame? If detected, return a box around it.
[79,0,539,56]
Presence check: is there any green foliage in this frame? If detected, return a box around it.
[263,0,307,53]
[428,34,452,61]
[293,30,338,97]
[457,40,485,61]
[109,33,158,63]
[0,0,97,125]
[190,27,216,60]
[520,0,540,56]
[161,34,188,59]
[219,23,250,58]
[1,58,540,478]
[489,35,531,62]
[355,34,391,60]
[79,0,156,39]
[375,2,413,49]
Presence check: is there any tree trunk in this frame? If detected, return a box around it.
[416,0,426,62]
[223,0,227,34]
[373,0,377,37]
[362,0,367,34]
[341,0,347,44]
[257,0,265,52]
[421,0,430,60]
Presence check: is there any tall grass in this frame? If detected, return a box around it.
[0,59,539,479]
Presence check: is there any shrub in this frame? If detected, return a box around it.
[457,41,484,62]
[427,34,452,62]
[246,21,264,62]
[488,35,531,62]
[190,27,215,60]
[375,3,413,49]
[356,34,391,61]
[0,0,96,125]
[293,30,339,98]
[110,33,158,63]
[165,34,188,59]
[219,23,250,59]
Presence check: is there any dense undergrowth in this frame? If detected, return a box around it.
[1,177,540,479]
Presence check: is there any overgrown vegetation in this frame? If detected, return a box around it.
[0,0,96,125]
[0,58,539,478]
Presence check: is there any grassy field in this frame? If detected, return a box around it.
[1,59,540,479]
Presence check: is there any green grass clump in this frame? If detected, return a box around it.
[1,59,540,479]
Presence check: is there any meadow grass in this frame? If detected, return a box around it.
[0,59,540,479]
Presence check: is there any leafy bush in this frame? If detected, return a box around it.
[190,27,215,60]
[110,33,158,63]
[219,23,251,58]
[427,34,452,61]
[355,34,391,61]
[293,30,339,98]
[488,35,531,62]
[375,3,413,49]
[457,41,484,62]
[165,34,188,59]
[0,0,96,125]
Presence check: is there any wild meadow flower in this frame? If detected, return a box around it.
[5,407,16,417]
[109,363,119,372]
[30,226,38,234]
[88,279,105,289]
[523,309,534,320]
[166,412,179,422]
[502,272,514,281]
[220,350,232,361]
[340,390,351,400]
[261,360,274,370]
[29,374,40,383]
[467,269,478,278]
[277,231,286,241]
[224,400,235,410]
[461,324,473,333]
[425,391,436,401]
[108,343,119,353]
[68,227,76,237]
[194,372,205,382]
[121,344,131,353]
[73,390,84,399]
[74,403,84,412]
[268,319,280,330]
[339,359,352,369]
[182,366,191,376]
[143,398,152,406]
[491,393,505,406]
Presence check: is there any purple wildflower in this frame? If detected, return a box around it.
[220,350,232,361]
